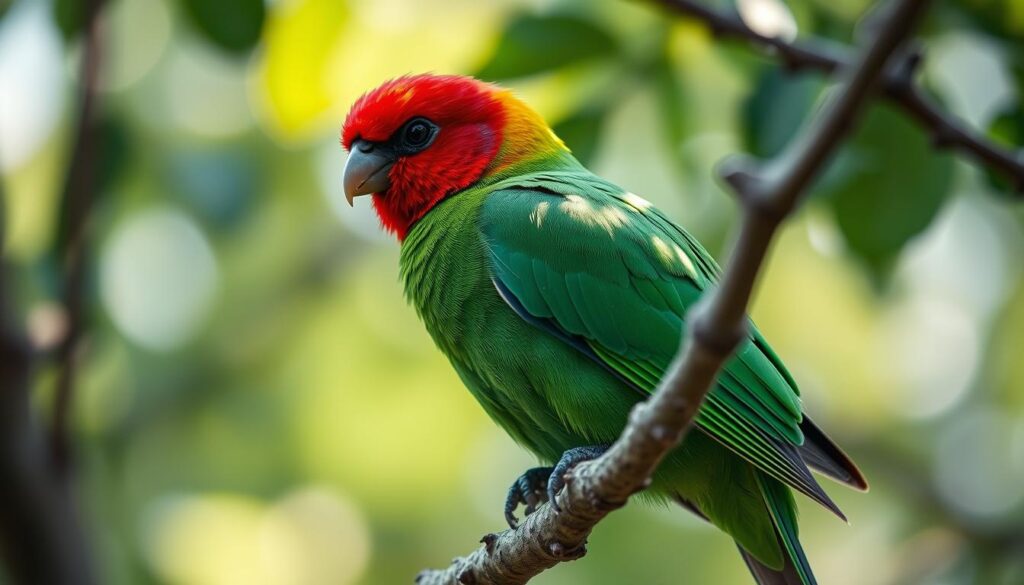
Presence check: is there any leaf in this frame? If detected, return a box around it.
[476,13,618,80]
[96,114,131,195]
[55,114,131,255]
[819,103,956,277]
[743,68,825,158]
[983,105,1024,193]
[53,0,105,40]
[179,0,264,54]
[0,0,12,22]
[256,0,347,138]
[552,107,606,165]
[943,0,1024,42]
[647,45,713,187]
[651,49,690,164]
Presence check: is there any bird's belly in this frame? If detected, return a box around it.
[437,294,641,463]
[419,282,740,507]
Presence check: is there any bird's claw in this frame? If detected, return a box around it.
[504,466,553,529]
[503,446,610,527]
[546,445,608,513]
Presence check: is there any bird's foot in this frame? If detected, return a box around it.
[546,445,608,513]
[504,466,553,528]
[503,445,609,528]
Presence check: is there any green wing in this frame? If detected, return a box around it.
[479,170,841,515]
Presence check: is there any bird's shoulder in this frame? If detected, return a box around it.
[478,169,718,290]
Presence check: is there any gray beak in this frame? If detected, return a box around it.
[343,140,394,206]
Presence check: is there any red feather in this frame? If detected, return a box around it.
[342,75,507,239]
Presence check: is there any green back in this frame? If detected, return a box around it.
[476,169,835,509]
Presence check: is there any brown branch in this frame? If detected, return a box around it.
[415,0,931,583]
[653,0,1024,193]
[0,0,105,583]
[0,271,95,585]
[50,0,104,474]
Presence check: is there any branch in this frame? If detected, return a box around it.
[50,0,104,473]
[0,0,104,582]
[0,272,95,585]
[653,0,1024,193]
[415,0,931,583]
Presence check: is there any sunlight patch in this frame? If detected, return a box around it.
[530,201,550,228]
[651,236,674,266]
[622,192,652,210]
[674,244,697,277]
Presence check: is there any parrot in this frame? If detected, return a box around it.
[340,73,867,585]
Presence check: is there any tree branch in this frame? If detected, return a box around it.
[0,272,95,585]
[50,0,104,474]
[652,0,1024,193]
[415,0,931,583]
[0,0,104,582]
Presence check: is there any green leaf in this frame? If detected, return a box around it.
[53,0,105,40]
[96,114,131,195]
[0,0,12,22]
[652,50,689,159]
[476,13,618,80]
[743,68,825,159]
[819,103,956,277]
[983,105,1024,193]
[552,107,606,165]
[651,46,706,183]
[55,114,131,256]
[943,0,1024,42]
[179,0,264,54]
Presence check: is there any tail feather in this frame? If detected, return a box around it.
[737,542,804,585]
[755,470,817,585]
[769,435,847,521]
[798,417,868,492]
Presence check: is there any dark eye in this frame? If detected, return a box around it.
[399,118,437,152]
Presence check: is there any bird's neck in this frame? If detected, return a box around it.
[481,94,582,182]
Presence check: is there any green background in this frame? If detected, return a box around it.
[1,0,1023,583]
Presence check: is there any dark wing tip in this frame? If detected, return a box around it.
[798,417,869,492]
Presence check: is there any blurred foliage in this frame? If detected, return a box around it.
[551,106,607,165]
[52,0,97,39]
[743,69,824,159]
[822,104,956,279]
[256,0,348,138]
[985,104,1024,192]
[178,0,264,54]
[475,13,619,80]
[2,0,1024,584]
[55,113,132,256]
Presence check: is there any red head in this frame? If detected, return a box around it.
[341,74,567,239]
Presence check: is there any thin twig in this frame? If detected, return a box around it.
[415,0,931,583]
[50,0,104,474]
[652,0,1024,192]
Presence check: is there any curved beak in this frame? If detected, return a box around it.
[343,140,395,206]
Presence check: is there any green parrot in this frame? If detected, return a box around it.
[341,74,866,585]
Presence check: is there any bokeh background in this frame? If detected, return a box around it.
[2,0,1024,583]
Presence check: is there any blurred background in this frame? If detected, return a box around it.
[1,0,1023,583]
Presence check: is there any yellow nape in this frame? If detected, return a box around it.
[486,87,570,175]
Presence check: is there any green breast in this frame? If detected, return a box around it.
[399,188,495,359]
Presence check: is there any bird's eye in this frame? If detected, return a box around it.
[399,118,437,153]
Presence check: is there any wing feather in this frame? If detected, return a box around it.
[479,173,843,515]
